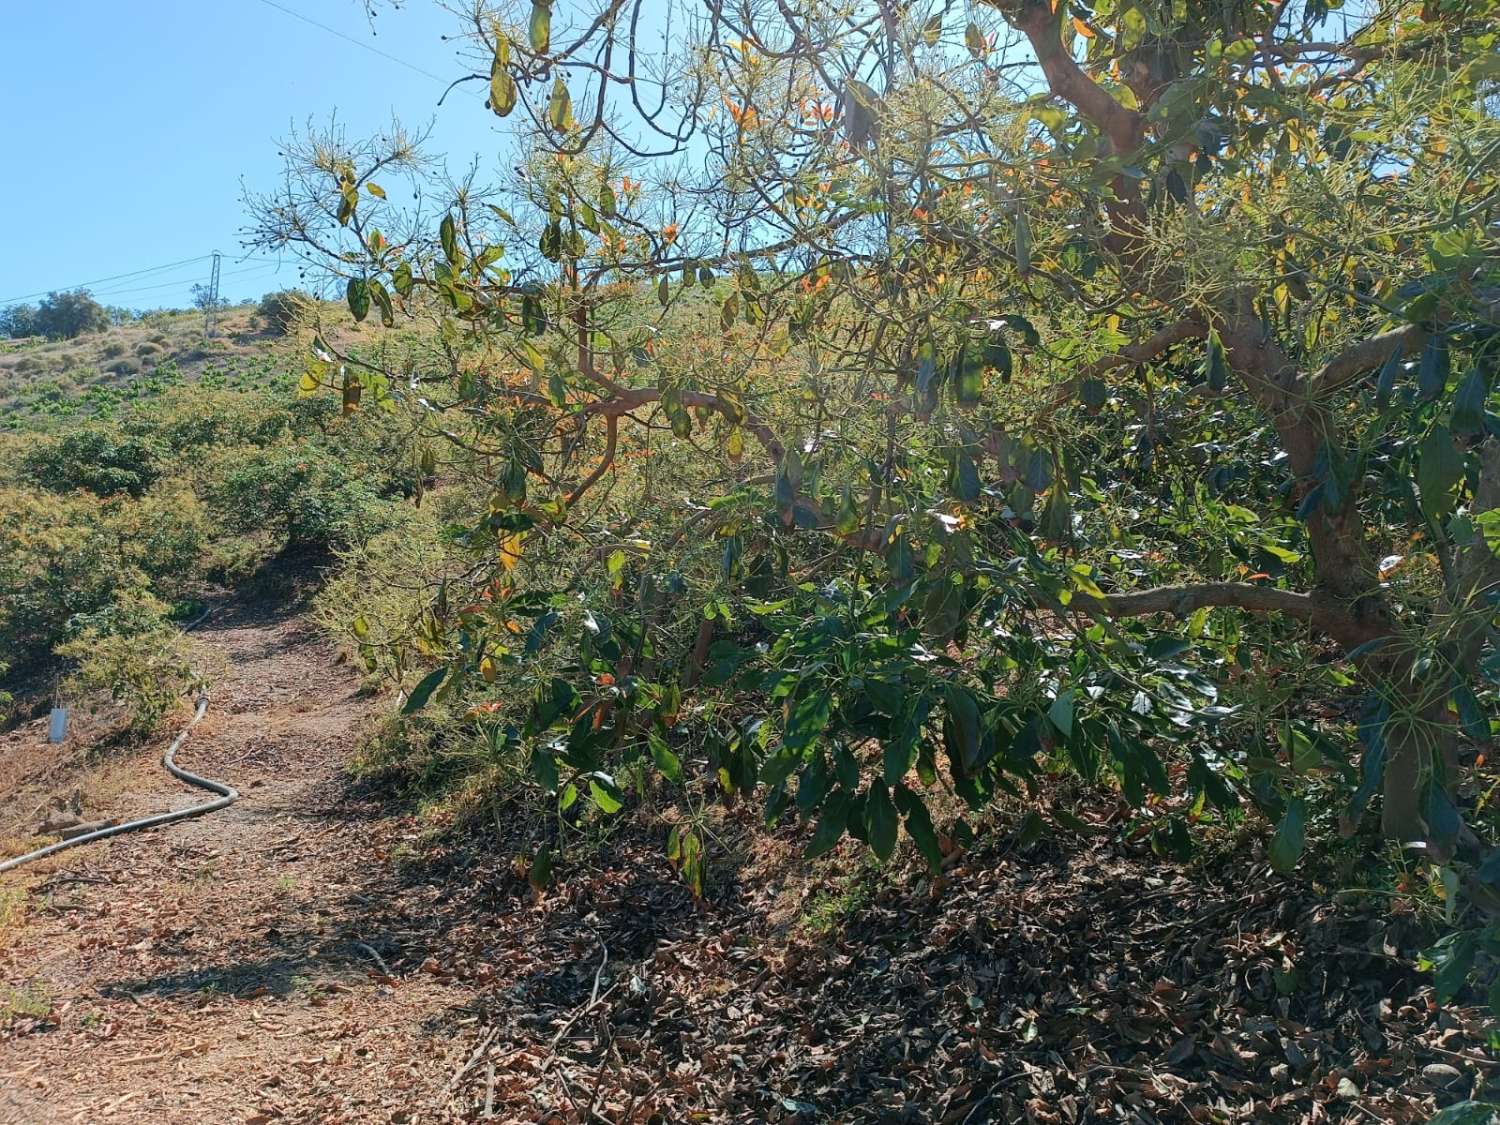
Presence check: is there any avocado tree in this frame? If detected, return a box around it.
[250,0,1500,896]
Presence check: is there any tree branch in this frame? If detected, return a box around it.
[593,387,785,460]
[1312,323,1424,397]
[1046,316,1203,410]
[565,414,619,507]
[1071,581,1385,651]
[998,0,1140,154]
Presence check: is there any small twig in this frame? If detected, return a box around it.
[483,1059,496,1118]
[1407,1039,1500,1070]
[36,873,110,893]
[353,940,393,977]
[441,1026,498,1103]
[541,982,621,1067]
[588,933,608,1006]
[538,932,613,1073]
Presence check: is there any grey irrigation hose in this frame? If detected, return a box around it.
[0,609,239,876]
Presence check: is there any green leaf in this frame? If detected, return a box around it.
[678,828,704,897]
[1268,797,1307,874]
[657,274,670,307]
[982,333,1012,382]
[346,277,370,322]
[528,842,553,891]
[369,279,395,327]
[1375,342,1402,404]
[865,782,898,861]
[1452,367,1489,436]
[1432,932,1477,1004]
[759,748,800,788]
[489,52,517,116]
[953,450,981,502]
[531,748,559,794]
[546,370,567,408]
[893,784,942,872]
[1455,683,1490,744]
[402,666,447,714]
[391,260,414,297]
[648,729,683,783]
[1418,425,1466,523]
[784,690,832,752]
[943,683,982,775]
[1201,329,1228,391]
[589,777,624,814]
[1013,207,1032,274]
[1047,689,1075,738]
[1419,332,1451,401]
[806,791,850,857]
[955,341,984,407]
[440,213,459,263]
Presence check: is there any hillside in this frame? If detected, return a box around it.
[0,306,271,422]
[0,296,416,426]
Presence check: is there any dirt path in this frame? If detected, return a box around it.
[2,599,1491,1124]
[0,601,475,1125]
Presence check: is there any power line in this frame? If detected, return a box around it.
[0,255,213,305]
[250,0,450,84]
[89,263,283,302]
[3,256,284,306]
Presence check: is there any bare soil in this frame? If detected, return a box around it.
[0,598,475,1124]
[1,595,1496,1124]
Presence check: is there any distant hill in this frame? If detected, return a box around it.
[0,304,289,425]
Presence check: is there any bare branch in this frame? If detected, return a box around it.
[566,413,620,507]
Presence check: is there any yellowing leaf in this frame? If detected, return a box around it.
[529,1,551,53]
[490,62,517,117]
[1072,16,1095,38]
[500,532,525,571]
[547,77,572,130]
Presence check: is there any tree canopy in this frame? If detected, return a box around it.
[250,0,1500,916]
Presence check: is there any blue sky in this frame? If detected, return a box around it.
[0,1,508,311]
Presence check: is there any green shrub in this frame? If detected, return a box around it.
[256,289,312,335]
[22,426,162,497]
[0,487,141,661]
[102,341,127,359]
[56,589,210,733]
[211,445,395,550]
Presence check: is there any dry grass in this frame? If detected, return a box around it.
[0,881,31,949]
[0,305,285,414]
